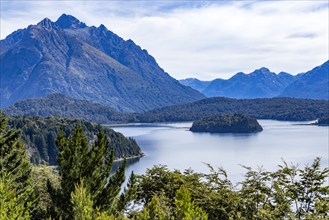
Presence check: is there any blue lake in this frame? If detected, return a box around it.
[110,120,328,183]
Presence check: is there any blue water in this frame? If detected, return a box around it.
[109,120,328,183]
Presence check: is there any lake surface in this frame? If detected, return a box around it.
[109,120,328,183]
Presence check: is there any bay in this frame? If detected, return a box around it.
[110,120,328,183]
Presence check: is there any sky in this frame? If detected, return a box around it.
[0,0,328,80]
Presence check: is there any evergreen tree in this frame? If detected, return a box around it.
[0,113,36,218]
[48,126,126,219]
[174,187,208,220]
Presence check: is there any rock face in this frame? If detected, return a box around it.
[190,114,263,133]
[279,61,329,100]
[0,14,204,111]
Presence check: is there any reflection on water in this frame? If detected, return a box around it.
[109,120,328,183]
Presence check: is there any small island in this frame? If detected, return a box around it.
[190,114,263,133]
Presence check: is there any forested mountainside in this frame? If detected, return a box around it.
[7,115,143,165]
[5,93,131,124]
[136,97,329,122]
[5,95,328,123]
[0,14,204,111]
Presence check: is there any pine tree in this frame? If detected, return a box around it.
[174,186,208,220]
[0,113,36,218]
[48,126,126,219]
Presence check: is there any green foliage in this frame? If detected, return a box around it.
[0,172,33,220]
[30,165,61,219]
[135,158,329,220]
[71,179,94,220]
[174,187,208,220]
[0,113,37,219]
[48,126,126,219]
[7,116,142,165]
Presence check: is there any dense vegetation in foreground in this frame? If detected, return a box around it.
[5,95,329,123]
[190,114,263,133]
[7,115,142,165]
[1,114,328,219]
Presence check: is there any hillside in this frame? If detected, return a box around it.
[4,93,132,124]
[280,60,329,100]
[190,114,263,133]
[7,116,143,165]
[0,14,204,111]
[136,97,329,122]
[5,94,328,123]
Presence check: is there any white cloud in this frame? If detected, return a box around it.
[1,1,328,80]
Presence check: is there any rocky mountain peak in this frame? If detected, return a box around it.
[55,13,87,29]
[37,18,58,30]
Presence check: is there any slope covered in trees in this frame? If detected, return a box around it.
[5,95,329,123]
[7,115,142,165]
[136,97,329,122]
[5,93,131,124]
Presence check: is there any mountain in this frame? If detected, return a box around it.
[179,78,211,93]
[0,14,204,111]
[201,68,296,98]
[4,93,132,124]
[279,61,329,100]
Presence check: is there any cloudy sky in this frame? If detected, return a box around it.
[1,0,328,80]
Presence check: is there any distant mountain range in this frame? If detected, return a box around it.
[0,14,204,112]
[180,61,328,100]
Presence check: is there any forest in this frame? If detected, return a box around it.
[7,115,143,165]
[189,114,263,133]
[5,95,329,124]
[136,97,329,122]
[1,113,328,220]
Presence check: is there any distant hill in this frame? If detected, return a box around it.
[179,61,329,100]
[0,14,204,111]
[279,61,329,100]
[4,93,131,124]
[5,94,328,123]
[7,116,143,165]
[136,97,329,122]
